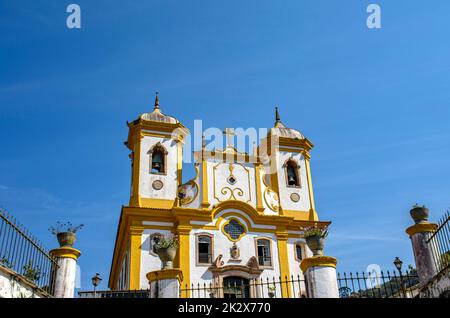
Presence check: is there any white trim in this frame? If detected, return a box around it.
[215,210,277,230]
[279,147,304,152]
[142,129,173,137]
[191,211,277,230]
[190,221,210,226]
[287,230,304,235]
[142,221,174,227]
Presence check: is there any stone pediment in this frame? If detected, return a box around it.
[208,255,263,275]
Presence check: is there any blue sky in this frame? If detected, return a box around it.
[1,0,450,292]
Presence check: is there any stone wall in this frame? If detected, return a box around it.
[0,265,50,298]
[420,265,450,298]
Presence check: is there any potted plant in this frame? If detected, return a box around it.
[410,204,429,224]
[152,234,179,269]
[303,225,329,256]
[49,221,84,247]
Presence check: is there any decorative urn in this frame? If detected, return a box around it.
[305,235,325,256]
[410,205,429,224]
[156,246,177,270]
[56,232,76,247]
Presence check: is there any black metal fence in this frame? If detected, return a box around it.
[427,210,450,274]
[0,209,57,295]
[78,271,422,299]
[78,289,152,298]
[337,270,419,298]
[180,275,308,298]
[181,271,420,299]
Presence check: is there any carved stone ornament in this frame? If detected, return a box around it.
[177,181,199,205]
[208,255,263,276]
[211,254,225,268]
[290,193,300,202]
[230,242,240,261]
[152,180,164,190]
[264,188,280,212]
[246,256,260,270]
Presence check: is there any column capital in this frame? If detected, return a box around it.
[300,256,337,273]
[275,231,288,241]
[146,269,183,283]
[405,223,438,237]
[176,225,192,235]
[176,219,192,234]
[129,225,144,235]
[49,246,81,261]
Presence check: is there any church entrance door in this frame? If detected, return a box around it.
[223,277,250,298]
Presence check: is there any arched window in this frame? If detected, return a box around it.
[295,243,304,262]
[197,234,213,265]
[285,159,300,187]
[256,238,272,267]
[149,143,167,174]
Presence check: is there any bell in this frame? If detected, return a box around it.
[287,167,297,185]
[152,153,163,171]
[288,175,296,185]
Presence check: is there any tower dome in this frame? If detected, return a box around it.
[139,92,180,124]
[269,107,305,140]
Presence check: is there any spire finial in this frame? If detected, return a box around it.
[202,133,206,149]
[154,92,160,111]
[274,106,284,127]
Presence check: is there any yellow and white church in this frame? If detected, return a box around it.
[108,94,331,298]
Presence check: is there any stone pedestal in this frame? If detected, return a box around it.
[406,223,438,285]
[300,256,339,298]
[147,269,183,298]
[49,247,81,298]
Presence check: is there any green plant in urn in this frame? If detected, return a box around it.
[49,221,84,247]
[152,234,179,269]
[303,225,329,256]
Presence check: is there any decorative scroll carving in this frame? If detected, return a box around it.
[264,188,280,212]
[178,163,200,205]
[211,254,225,269]
[220,187,244,201]
[213,162,251,203]
[246,256,260,270]
[261,167,280,212]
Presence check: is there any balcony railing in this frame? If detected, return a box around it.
[427,210,450,274]
[0,209,58,295]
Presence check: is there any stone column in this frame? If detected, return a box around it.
[147,269,183,298]
[49,247,81,298]
[176,220,191,297]
[405,207,438,286]
[300,256,339,298]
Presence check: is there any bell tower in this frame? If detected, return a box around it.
[125,93,189,209]
[259,108,318,221]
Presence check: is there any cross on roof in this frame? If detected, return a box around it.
[223,128,235,149]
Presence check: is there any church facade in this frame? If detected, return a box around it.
[108,94,331,297]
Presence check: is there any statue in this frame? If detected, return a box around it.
[230,243,240,260]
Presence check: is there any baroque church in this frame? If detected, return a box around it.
[108,94,331,298]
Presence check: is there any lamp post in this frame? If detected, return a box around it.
[91,273,102,298]
[393,257,406,298]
